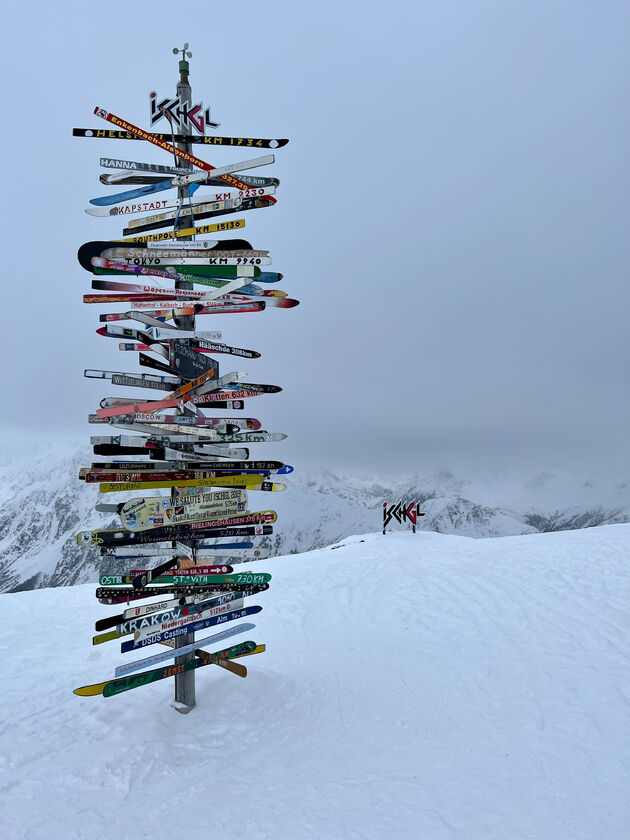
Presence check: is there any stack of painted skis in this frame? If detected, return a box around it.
[72,96,295,701]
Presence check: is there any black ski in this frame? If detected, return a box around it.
[93,584,269,631]
[92,444,248,459]
[86,460,285,472]
[85,522,274,549]
[73,128,289,148]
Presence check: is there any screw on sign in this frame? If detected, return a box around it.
[72,44,294,711]
[382,501,426,535]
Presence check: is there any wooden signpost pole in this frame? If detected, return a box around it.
[171,44,197,714]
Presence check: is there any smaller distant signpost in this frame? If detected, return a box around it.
[382,502,425,535]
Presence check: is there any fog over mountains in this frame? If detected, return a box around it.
[1,439,628,594]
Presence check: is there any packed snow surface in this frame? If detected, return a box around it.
[1,525,629,839]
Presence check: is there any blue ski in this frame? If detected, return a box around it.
[256,272,282,284]
[90,181,201,207]
[121,605,262,652]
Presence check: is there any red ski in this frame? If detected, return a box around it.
[94,107,255,192]
[83,294,266,313]
[95,390,263,419]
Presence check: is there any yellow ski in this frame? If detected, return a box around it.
[97,476,281,494]
[117,218,245,243]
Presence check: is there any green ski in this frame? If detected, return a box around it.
[98,571,271,587]
[74,640,256,697]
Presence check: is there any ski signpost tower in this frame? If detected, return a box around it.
[72,47,296,710]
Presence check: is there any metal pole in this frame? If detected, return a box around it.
[172,48,196,713]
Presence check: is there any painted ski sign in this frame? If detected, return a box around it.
[382,501,426,534]
[149,91,217,133]
[93,107,258,192]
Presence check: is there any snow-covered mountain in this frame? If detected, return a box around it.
[2,524,629,839]
[0,440,628,593]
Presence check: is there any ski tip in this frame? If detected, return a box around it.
[131,573,148,590]
[74,683,106,697]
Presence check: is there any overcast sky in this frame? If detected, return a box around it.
[1,0,628,479]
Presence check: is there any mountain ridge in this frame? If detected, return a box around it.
[1,441,628,592]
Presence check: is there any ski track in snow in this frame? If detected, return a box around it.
[1,525,629,839]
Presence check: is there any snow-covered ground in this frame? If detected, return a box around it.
[1,524,629,839]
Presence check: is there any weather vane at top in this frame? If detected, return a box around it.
[173,43,192,60]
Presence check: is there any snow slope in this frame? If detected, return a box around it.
[1,524,629,839]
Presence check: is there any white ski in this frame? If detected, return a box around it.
[119,591,218,620]
[134,599,245,641]
[101,247,268,260]
[101,153,273,181]
[105,545,266,564]
[153,446,250,461]
[114,622,254,677]
[99,252,270,266]
[199,432,287,443]
[86,187,273,217]
[175,541,195,561]
[111,424,222,441]
[85,369,180,386]
[103,311,220,328]
[144,326,234,342]
[97,277,249,303]
[100,158,191,175]
[92,413,243,429]
[142,240,235,250]
[91,433,241,449]
[111,423,222,439]
[101,295,255,309]
[191,370,246,396]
